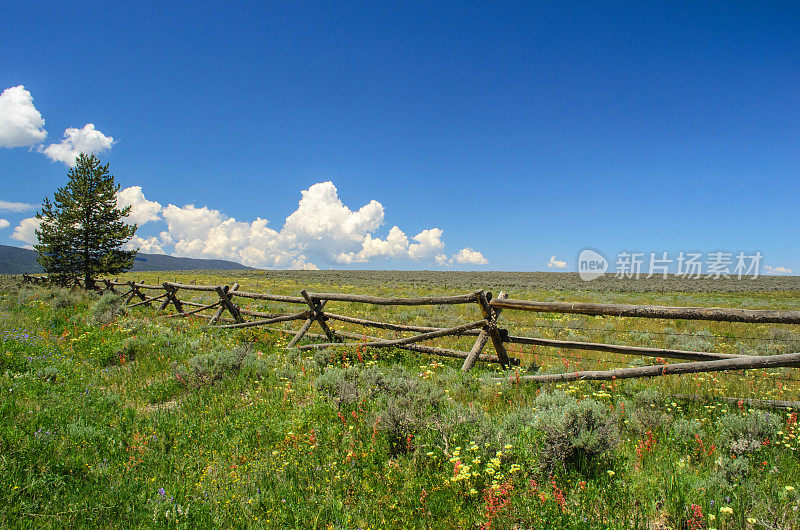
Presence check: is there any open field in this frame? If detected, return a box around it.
[2,271,800,528]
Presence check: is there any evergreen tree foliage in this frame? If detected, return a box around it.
[34,154,137,288]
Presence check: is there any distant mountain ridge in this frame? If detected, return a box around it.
[0,244,256,274]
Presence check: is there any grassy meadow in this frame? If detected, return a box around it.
[2,270,800,528]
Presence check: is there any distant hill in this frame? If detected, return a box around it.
[0,244,256,274]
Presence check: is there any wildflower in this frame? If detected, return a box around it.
[606,470,615,477]
[720,506,733,515]
[747,518,756,524]
[786,485,796,492]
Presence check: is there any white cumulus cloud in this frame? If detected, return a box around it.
[0,85,47,148]
[117,186,162,226]
[547,255,568,269]
[41,124,115,166]
[452,247,489,265]
[11,217,42,245]
[765,265,793,275]
[336,226,448,264]
[123,235,166,254]
[0,200,38,212]
[70,181,487,270]
[0,219,9,229]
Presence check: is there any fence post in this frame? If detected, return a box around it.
[123,281,138,305]
[462,291,509,372]
[160,283,184,313]
[209,283,236,324]
[103,279,117,294]
[288,292,331,347]
[215,285,244,323]
[302,290,336,342]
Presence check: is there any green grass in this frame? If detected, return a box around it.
[2,273,800,528]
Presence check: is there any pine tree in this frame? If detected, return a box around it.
[34,154,137,288]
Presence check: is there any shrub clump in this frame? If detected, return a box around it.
[314,364,447,456]
[628,387,669,434]
[672,418,705,444]
[90,292,125,325]
[100,337,143,366]
[716,410,781,453]
[172,345,279,388]
[47,288,83,310]
[533,390,619,474]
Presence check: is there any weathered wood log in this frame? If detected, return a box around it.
[287,318,316,348]
[210,283,236,324]
[237,310,748,362]
[462,291,508,372]
[489,299,800,324]
[158,286,173,311]
[124,282,148,305]
[134,283,164,290]
[296,320,486,351]
[180,299,217,308]
[302,289,336,341]
[287,299,329,347]
[306,291,481,306]
[213,311,311,329]
[463,331,491,372]
[102,279,117,294]
[505,335,741,361]
[239,308,301,319]
[122,283,138,305]
[263,326,328,340]
[481,291,510,368]
[327,330,519,365]
[226,290,306,304]
[215,285,244,323]
[257,326,520,366]
[161,300,221,318]
[163,281,220,292]
[128,292,169,309]
[489,352,800,384]
[161,283,184,313]
[324,312,447,333]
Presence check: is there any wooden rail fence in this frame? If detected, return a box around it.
[20,274,800,383]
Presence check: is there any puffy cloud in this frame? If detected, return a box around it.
[452,247,489,265]
[123,235,166,254]
[41,124,114,166]
[0,85,47,148]
[85,181,486,270]
[282,182,384,257]
[292,259,319,271]
[0,219,9,229]
[408,228,445,260]
[0,200,38,212]
[765,265,793,275]
[162,204,227,242]
[547,255,568,269]
[11,217,42,244]
[336,226,414,263]
[117,186,162,226]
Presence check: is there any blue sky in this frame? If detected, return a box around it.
[1,1,798,273]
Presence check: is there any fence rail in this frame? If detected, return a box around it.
[19,273,800,382]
